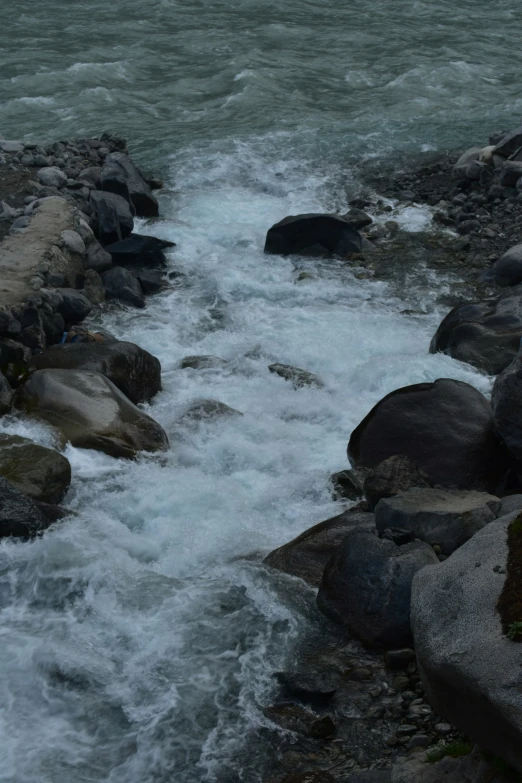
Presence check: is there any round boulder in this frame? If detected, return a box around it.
[0,433,71,504]
[264,214,363,258]
[0,476,51,537]
[37,166,67,188]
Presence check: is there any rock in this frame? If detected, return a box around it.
[457,218,480,235]
[263,703,336,739]
[90,190,134,245]
[0,476,51,537]
[103,234,173,269]
[85,240,113,273]
[264,510,375,587]
[29,340,161,404]
[279,773,336,783]
[411,513,522,774]
[103,153,159,217]
[16,369,168,459]
[375,488,501,555]
[491,354,522,465]
[488,243,522,287]
[56,289,93,325]
[101,266,145,308]
[430,293,522,375]
[61,229,85,255]
[136,269,166,295]
[40,311,65,345]
[342,208,373,230]
[453,147,482,177]
[179,355,229,370]
[0,433,71,504]
[330,469,363,500]
[384,648,415,670]
[0,140,24,153]
[274,669,340,704]
[34,154,49,167]
[363,455,432,511]
[317,527,438,649]
[82,269,106,304]
[177,399,242,426]
[264,214,363,258]
[0,371,13,414]
[348,378,511,494]
[37,166,67,188]
[268,363,324,389]
[80,166,102,188]
[493,126,522,158]
[500,494,522,515]
[500,161,522,188]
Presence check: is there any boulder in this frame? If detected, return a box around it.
[177,398,242,425]
[85,240,113,273]
[29,340,161,404]
[102,266,145,308]
[264,214,363,258]
[179,355,228,370]
[429,293,522,375]
[348,378,511,494]
[264,510,375,586]
[493,126,522,158]
[499,161,522,188]
[411,513,522,773]
[103,234,174,269]
[90,190,134,245]
[82,269,106,304]
[375,488,501,555]
[16,369,168,459]
[0,370,13,414]
[453,147,482,177]
[56,288,93,325]
[268,363,324,389]
[492,354,522,464]
[317,527,438,649]
[0,476,51,537]
[0,433,71,504]
[342,208,373,230]
[329,469,363,500]
[61,229,86,255]
[363,455,432,511]
[103,153,159,217]
[500,494,522,516]
[37,166,67,188]
[488,244,522,287]
[136,269,166,295]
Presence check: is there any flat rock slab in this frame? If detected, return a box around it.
[375,488,501,554]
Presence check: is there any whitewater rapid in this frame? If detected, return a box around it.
[0,138,492,783]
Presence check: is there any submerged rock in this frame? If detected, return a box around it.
[264,214,363,258]
[0,476,51,537]
[177,398,242,425]
[268,363,324,389]
[179,355,229,370]
[0,433,71,504]
[16,369,168,459]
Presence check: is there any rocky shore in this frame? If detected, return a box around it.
[2,122,522,783]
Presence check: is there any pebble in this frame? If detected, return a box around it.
[369,685,383,698]
[392,675,410,691]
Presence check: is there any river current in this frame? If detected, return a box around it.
[0,1,520,781]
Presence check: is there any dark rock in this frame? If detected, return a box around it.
[375,488,501,555]
[103,234,174,269]
[137,269,166,295]
[274,669,340,704]
[82,269,105,304]
[179,355,229,370]
[103,153,159,217]
[263,703,336,739]
[102,266,145,308]
[488,243,522,287]
[264,214,363,258]
[177,399,242,426]
[279,773,336,783]
[35,501,70,523]
[0,476,50,537]
[348,378,511,494]
[492,354,522,465]
[0,433,71,504]
[264,510,375,586]
[29,340,161,404]
[100,165,132,204]
[90,190,134,245]
[85,240,113,273]
[0,370,13,414]
[41,311,65,346]
[493,126,522,158]
[317,528,438,649]
[330,469,363,500]
[16,369,168,459]
[499,161,522,188]
[0,339,31,383]
[499,494,522,515]
[363,455,432,511]
[80,166,102,188]
[457,219,480,235]
[56,289,93,325]
[268,363,324,389]
[342,208,373,230]
[384,648,415,670]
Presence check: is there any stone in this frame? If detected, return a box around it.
[453,147,481,177]
[317,528,438,649]
[375,488,501,555]
[90,190,134,245]
[85,240,113,273]
[103,153,159,217]
[268,363,324,389]
[500,161,522,187]
[264,214,363,258]
[384,648,415,670]
[34,154,49,167]
[16,369,168,459]
[411,513,522,774]
[491,354,522,465]
[37,166,67,188]
[179,355,229,370]
[177,399,242,426]
[279,773,336,783]
[61,229,85,255]
[102,266,145,308]
[103,234,173,269]
[0,476,50,537]
[274,669,340,704]
[500,494,522,515]
[342,208,373,230]
[0,433,71,504]
[363,455,432,511]
[348,378,511,494]
[264,510,375,586]
[40,311,65,345]
[263,703,336,739]
[0,370,13,415]
[80,166,102,188]
[136,269,166,295]
[56,288,93,325]
[29,340,162,404]
[488,243,522,287]
[0,140,24,153]
[493,126,522,158]
[329,469,363,500]
[82,269,105,304]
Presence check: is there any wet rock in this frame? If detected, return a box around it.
[488,243,522,287]
[0,433,71,504]
[330,469,363,500]
[264,510,375,586]
[177,398,242,425]
[263,703,336,739]
[90,190,134,245]
[16,369,168,459]
[317,527,438,649]
[179,355,229,370]
[0,476,50,537]
[37,166,67,188]
[375,488,501,555]
[103,152,159,217]
[411,512,522,774]
[103,234,174,269]
[348,378,511,494]
[493,126,522,158]
[102,266,145,308]
[264,214,363,258]
[29,340,161,404]
[56,289,93,325]
[137,269,166,295]
[491,354,522,466]
[85,240,113,273]
[343,207,373,230]
[499,161,522,188]
[363,455,432,511]
[268,363,324,389]
[274,669,340,704]
[0,371,13,414]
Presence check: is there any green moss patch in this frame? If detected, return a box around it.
[498,512,522,642]
[426,740,473,763]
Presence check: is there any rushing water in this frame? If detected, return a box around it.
[0,1,520,781]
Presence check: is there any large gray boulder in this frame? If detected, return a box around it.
[411,513,522,773]
[348,379,511,494]
[0,434,71,504]
[0,476,50,537]
[375,488,501,555]
[16,369,168,459]
[264,510,375,587]
[29,340,161,404]
[103,153,159,217]
[492,354,522,464]
[264,214,363,258]
[37,166,67,188]
[487,244,522,287]
[317,527,438,649]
